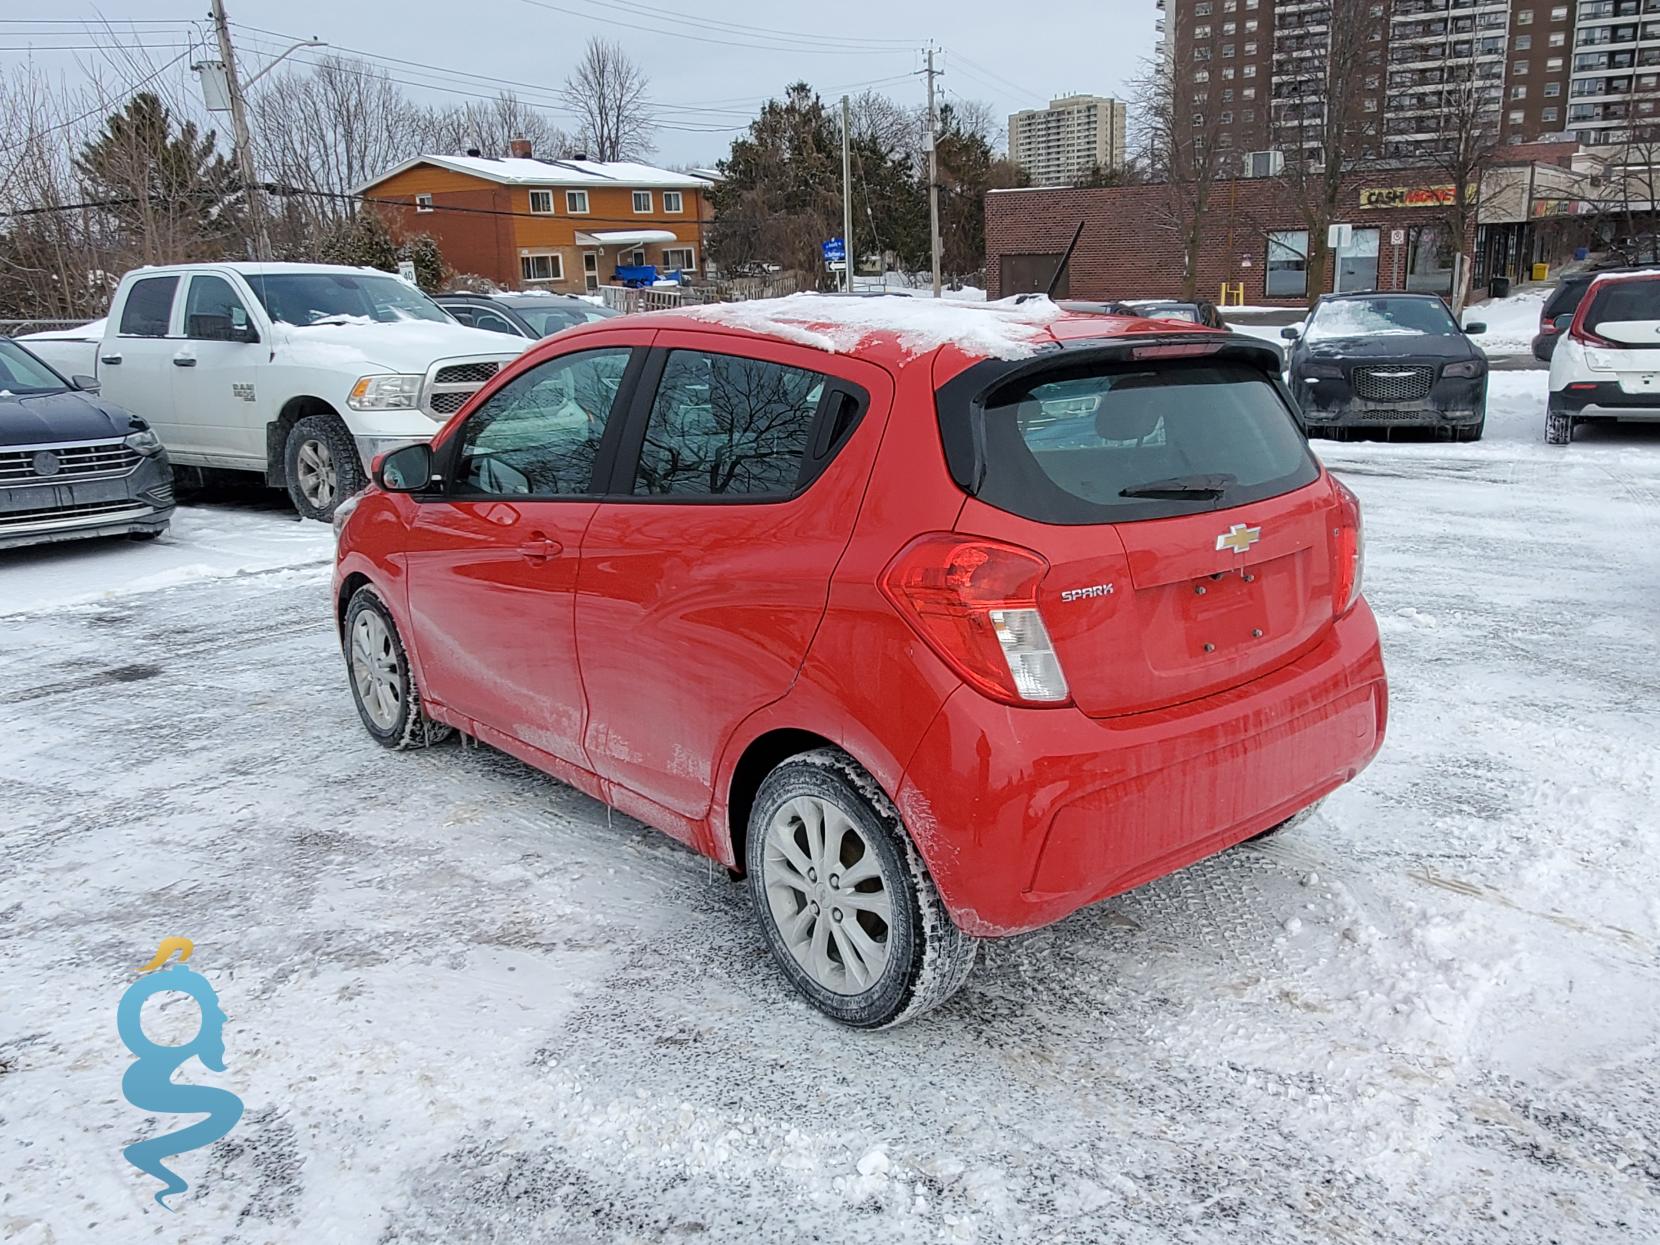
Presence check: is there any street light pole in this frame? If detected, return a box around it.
[925,47,942,298]
[841,94,854,293]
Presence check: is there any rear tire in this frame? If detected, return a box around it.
[284,413,364,521]
[1545,407,1574,445]
[343,586,452,750]
[747,749,977,1028]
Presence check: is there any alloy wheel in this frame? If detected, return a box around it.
[761,795,893,995]
[296,438,338,508]
[350,609,402,731]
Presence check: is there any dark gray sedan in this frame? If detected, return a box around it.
[1282,293,1489,441]
[0,338,174,550]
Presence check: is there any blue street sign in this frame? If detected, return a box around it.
[822,237,846,262]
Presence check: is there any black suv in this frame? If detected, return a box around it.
[434,292,620,340]
[1530,268,1643,361]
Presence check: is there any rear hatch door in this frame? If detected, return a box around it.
[948,349,1339,717]
[1579,278,1660,394]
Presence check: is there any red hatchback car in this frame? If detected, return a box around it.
[333,297,1387,1027]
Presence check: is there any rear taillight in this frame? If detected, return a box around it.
[1331,478,1365,619]
[1539,317,1559,336]
[880,534,1071,706]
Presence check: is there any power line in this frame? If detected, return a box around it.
[0,47,195,158]
[510,0,915,57]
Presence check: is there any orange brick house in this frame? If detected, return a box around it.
[357,142,714,294]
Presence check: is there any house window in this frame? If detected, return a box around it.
[1223,21,1235,34]
[520,253,563,283]
[566,190,589,214]
[1244,63,1256,77]
[1243,87,1256,99]
[1245,18,1257,31]
[1222,43,1235,56]
[663,191,683,213]
[1223,66,1235,78]
[1511,84,1527,100]
[632,190,653,213]
[1516,9,1532,22]
[1509,110,1525,125]
[1267,231,1308,298]
[1546,57,1563,70]
[1549,31,1565,46]
[1543,106,1559,121]
[1220,110,1234,124]
[1196,24,1211,38]
[1223,88,1234,102]
[1551,4,1567,17]
[1244,40,1256,53]
[529,189,554,214]
[415,193,433,213]
[662,247,695,272]
[1514,34,1531,50]
[1514,60,1529,74]
[1544,81,1562,96]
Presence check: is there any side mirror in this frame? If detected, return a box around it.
[1553,313,1575,333]
[376,443,434,492]
[70,374,101,393]
[1463,321,1487,334]
[1280,325,1301,341]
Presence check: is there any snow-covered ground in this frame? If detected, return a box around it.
[1463,286,1549,356]
[4,371,1659,1242]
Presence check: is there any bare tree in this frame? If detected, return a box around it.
[414,93,573,160]
[560,38,654,161]
[1271,0,1390,305]
[1134,58,1231,300]
[1410,57,1507,310]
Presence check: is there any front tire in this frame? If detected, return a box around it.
[285,413,364,521]
[747,749,977,1028]
[343,586,451,750]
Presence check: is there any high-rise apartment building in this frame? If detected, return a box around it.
[1156,0,1647,165]
[1007,95,1130,186]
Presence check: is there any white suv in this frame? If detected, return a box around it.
[1546,269,1660,445]
[92,263,529,517]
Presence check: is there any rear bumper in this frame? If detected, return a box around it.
[1549,384,1660,420]
[896,601,1388,937]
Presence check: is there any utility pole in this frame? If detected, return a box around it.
[925,47,942,298]
[210,0,271,260]
[841,95,854,293]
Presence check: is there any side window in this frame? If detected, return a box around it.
[184,275,252,340]
[633,350,827,498]
[118,276,180,337]
[453,348,632,497]
[471,310,524,336]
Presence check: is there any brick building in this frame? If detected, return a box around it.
[357,144,713,294]
[984,155,1583,303]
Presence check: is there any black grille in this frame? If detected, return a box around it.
[1352,365,1435,403]
[434,361,500,385]
[429,391,471,414]
[0,441,140,484]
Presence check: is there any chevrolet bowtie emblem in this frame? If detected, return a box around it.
[1215,523,1261,554]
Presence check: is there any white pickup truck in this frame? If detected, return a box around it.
[54,262,530,519]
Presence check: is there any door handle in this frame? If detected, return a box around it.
[172,355,197,367]
[100,353,122,365]
[518,537,563,561]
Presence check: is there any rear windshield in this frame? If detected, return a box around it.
[968,360,1319,525]
[1543,276,1593,319]
[1582,279,1660,334]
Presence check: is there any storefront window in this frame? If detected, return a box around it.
[1406,224,1456,295]
[1334,227,1380,292]
[1266,230,1308,298]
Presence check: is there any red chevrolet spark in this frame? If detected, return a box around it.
[333,298,1386,1028]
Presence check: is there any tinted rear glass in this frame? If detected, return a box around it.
[1583,279,1660,332]
[970,360,1319,525]
[1543,276,1593,319]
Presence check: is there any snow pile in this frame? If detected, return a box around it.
[1463,285,1548,355]
[679,292,1060,359]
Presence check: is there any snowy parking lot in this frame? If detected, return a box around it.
[3,369,1658,1243]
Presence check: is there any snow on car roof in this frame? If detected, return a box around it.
[678,293,1066,360]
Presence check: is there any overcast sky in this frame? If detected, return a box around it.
[4,1,1155,166]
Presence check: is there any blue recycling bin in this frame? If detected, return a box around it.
[1574,245,1589,261]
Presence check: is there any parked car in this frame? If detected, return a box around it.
[87,263,529,520]
[333,300,1386,1027]
[433,291,621,340]
[1127,299,1227,329]
[17,317,107,379]
[1546,269,1660,444]
[1530,267,1646,361]
[1059,300,1146,318]
[1282,292,1489,440]
[0,337,173,549]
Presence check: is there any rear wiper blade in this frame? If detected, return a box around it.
[1120,473,1235,500]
